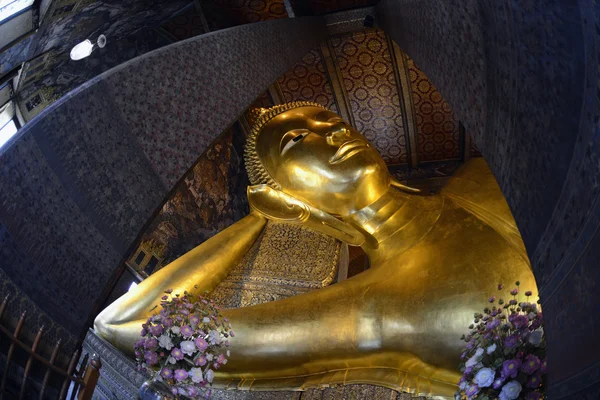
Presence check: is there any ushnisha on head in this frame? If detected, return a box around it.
[244,101,418,218]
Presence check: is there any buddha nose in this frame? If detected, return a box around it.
[326,124,349,145]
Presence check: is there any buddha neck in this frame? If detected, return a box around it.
[345,187,444,265]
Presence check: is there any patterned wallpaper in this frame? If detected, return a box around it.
[292,0,379,15]
[331,29,408,164]
[407,56,461,162]
[202,0,287,30]
[277,48,338,112]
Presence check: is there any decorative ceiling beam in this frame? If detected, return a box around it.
[319,40,355,127]
[387,37,419,168]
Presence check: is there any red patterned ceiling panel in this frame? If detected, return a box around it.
[407,56,461,162]
[331,30,408,165]
[292,0,378,15]
[277,48,338,113]
[203,0,287,30]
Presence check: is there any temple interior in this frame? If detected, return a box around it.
[0,1,598,399]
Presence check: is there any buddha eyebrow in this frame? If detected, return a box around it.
[293,135,304,142]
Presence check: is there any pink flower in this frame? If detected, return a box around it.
[174,369,188,382]
[195,337,208,351]
[180,325,194,337]
[217,353,227,364]
[144,338,158,350]
[144,351,158,365]
[195,355,207,366]
[171,347,184,361]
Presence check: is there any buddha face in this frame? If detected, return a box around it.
[255,106,390,216]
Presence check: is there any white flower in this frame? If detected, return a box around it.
[473,367,495,388]
[465,355,480,368]
[202,317,210,323]
[486,343,497,354]
[189,367,203,383]
[206,353,214,361]
[226,350,230,357]
[500,380,522,400]
[158,335,173,350]
[205,369,215,383]
[209,330,222,345]
[167,356,176,365]
[529,329,544,346]
[458,380,468,390]
[180,340,196,356]
[475,347,484,358]
[454,393,461,400]
[171,326,180,334]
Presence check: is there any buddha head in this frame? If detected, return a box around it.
[244,102,390,216]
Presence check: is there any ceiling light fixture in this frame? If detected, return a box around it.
[70,34,107,61]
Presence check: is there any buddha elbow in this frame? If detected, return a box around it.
[93,315,113,341]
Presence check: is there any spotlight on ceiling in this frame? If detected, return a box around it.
[70,34,107,61]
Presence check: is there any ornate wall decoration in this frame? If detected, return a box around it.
[330,30,408,165]
[406,56,461,162]
[202,0,287,30]
[292,0,378,15]
[210,222,340,309]
[277,48,338,112]
[129,125,249,276]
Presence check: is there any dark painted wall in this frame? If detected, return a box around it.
[0,18,326,350]
[377,0,600,397]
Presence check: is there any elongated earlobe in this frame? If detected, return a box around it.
[247,185,370,247]
[390,177,421,193]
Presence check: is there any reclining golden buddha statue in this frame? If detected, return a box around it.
[94,101,537,399]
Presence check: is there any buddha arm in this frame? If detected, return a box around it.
[93,212,267,355]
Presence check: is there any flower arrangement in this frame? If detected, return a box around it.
[456,282,546,400]
[135,288,233,399]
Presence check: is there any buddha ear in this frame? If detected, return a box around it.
[247,185,368,246]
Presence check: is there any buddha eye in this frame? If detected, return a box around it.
[280,129,309,155]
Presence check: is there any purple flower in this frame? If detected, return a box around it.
[501,359,521,379]
[195,337,208,351]
[489,296,496,303]
[504,335,518,348]
[540,358,547,373]
[161,295,168,300]
[174,369,188,382]
[526,391,541,400]
[486,319,500,330]
[465,384,480,398]
[144,351,158,365]
[493,377,505,389]
[510,288,519,296]
[165,289,173,294]
[135,339,145,348]
[162,317,173,327]
[217,353,227,365]
[525,291,533,297]
[149,325,164,336]
[171,347,184,361]
[195,355,207,366]
[498,284,504,290]
[140,328,147,336]
[229,330,235,337]
[144,338,158,350]
[180,325,194,337]
[526,372,542,389]
[190,315,200,327]
[160,368,173,379]
[522,354,541,375]
[512,315,529,329]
